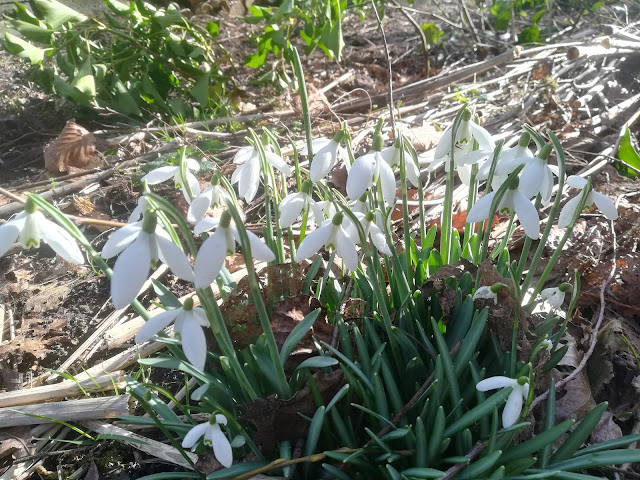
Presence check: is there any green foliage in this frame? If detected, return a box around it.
[615,127,640,179]
[2,0,229,119]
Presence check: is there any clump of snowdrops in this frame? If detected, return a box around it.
[2,47,637,479]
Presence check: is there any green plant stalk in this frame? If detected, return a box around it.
[403,138,427,246]
[530,183,592,299]
[178,147,195,203]
[520,131,567,294]
[249,130,278,258]
[493,212,515,259]
[462,163,479,253]
[398,133,413,279]
[441,108,467,265]
[290,46,315,170]
[227,202,291,398]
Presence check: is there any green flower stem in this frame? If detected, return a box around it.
[520,132,567,295]
[530,182,592,299]
[515,196,542,280]
[178,147,195,203]
[463,163,479,255]
[227,202,291,399]
[475,140,504,255]
[398,133,412,278]
[509,279,522,377]
[441,108,467,265]
[290,47,315,169]
[144,192,198,258]
[493,212,515,260]
[403,138,427,246]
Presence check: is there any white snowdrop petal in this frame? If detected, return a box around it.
[378,159,397,206]
[102,223,143,258]
[540,166,555,205]
[111,235,152,309]
[182,423,209,448]
[469,122,495,152]
[265,151,292,176]
[188,189,214,224]
[434,128,453,160]
[39,218,84,264]
[502,388,524,428]
[194,229,228,289]
[513,191,540,239]
[135,308,180,343]
[370,224,392,255]
[184,170,201,200]
[157,236,194,282]
[519,161,544,199]
[234,146,254,164]
[142,166,179,185]
[466,192,496,224]
[558,195,582,228]
[592,191,618,220]
[567,175,587,189]
[0,220,21,257]
[209,424,233,468]
[457,149,490,167]
[310,142,338,182]
[238,156,260,203]
[215,414,227,425]
[179,315,207,370]
[473,286,497,304]
[476,376,517,391]
[279,193,305,228]
[295,224,333,263]
[194,218,220,236]
[186,158,200,171]
[235,228,276,262]
[192,307,210,327]
[457,164,473,186]
[346,155,376,200]
[336,229,359,272]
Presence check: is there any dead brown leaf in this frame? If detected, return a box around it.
[44,119,99,175]
[0,317,72,362]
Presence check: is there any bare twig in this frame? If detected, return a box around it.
[370,0,396,132]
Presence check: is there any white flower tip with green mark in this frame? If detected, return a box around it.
[476,376,529,428]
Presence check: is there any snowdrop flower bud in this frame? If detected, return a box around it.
[476,376,530,428]
[347,134,396,206]
[467,173,540,239]
[472,282,505,304]
[380,137,421,187]
[306,131,346,182]
[135,296,209,370]
[279,180,324,228]
[540,282,571,308]
[0,197,84,264]
[231,143,291,203]
[295,212,359,271]
[187,173,232,224]
[142,157,201,204]
[101,210,194,309]
[182,414,233,468]
[558,176,618,228]
[498,144,558,204]
[478,132,534,189]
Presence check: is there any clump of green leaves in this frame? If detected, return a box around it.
[2,0,230,119]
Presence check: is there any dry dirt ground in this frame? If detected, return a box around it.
[1,1,640,478]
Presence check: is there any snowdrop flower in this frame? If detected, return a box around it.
[102,210,194,309]
[182,414,232,468]
[303,131,346,182]
[194,210,275,289]
[142,157,201,203]
[540,283,571,308]
[231,143,291,203]
[380,138,421,187]
[295,212,358,271]
[136,297,209,370]
[467,175,540,239]
[476,376,530,428]
[128,197,149,224]
[478,132,534,190]
[187,173,232,224]
[428,109,495,185]
[346,211,392,255]
[558,176,618,228]
[349,193,370,216]
[497,144,558,204]
[472,283,506,305]
[0,197,83,264]
[346,134,396,206]
[279,180,324,228]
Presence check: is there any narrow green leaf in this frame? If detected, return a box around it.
[280,309,320,364]
[547,449,640,471]
[550,402,608,464]
[444,388,512,438]
[615,127,640,178]
[295,356,338,370]
[499,420,574,465]
[33,0,87,28]
[207,461,268,479]
[457,449,502,479]
[3,32,45,64]
[401,467,445,478]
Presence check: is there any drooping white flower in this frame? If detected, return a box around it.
[476,376,530,428]
[428,110,496,185]
[345,210,392,255]
[295,212,359,271]
[142,157,201,203]
[182,414,232,468]
[231,143,291,203]
[540,283,571,308]
[380,139,421,187]
[477,132,534,190]
[558,176,618,228]
[279,180,325,228]
[303,131,346,182]
[496,144,558,204]
[187,173,232,224]
[136,297,209,370]
[102,210,194,309]
[128,197,149,224]
[346,134,396,206]
[194,211,275,289]
[467,175,540,239]
[0,197,83,264]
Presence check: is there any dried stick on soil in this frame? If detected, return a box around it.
[0,395,131,428]
[81,420,198,469]
[530,219,618,411]
[0,372,125,408]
